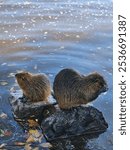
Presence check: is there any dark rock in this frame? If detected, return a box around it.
[41,106,108,141]
[9,95,108,147]
[9,96,56,119]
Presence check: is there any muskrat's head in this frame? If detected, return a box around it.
[85,72,108,94]
[15,72,32,90]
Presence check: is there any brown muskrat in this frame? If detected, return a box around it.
[15,72,51,103]
[53,68,108,109]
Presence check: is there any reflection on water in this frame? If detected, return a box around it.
[0,0,112,149]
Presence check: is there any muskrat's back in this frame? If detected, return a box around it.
[15,72,51,102]
[53,68,108,109]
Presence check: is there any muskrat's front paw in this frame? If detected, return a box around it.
[19,96,28,103]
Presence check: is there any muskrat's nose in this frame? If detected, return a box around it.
[103,84,108,92]
[100,84,108,93]
[15,73,19,78]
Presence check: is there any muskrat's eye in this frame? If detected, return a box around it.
[95,79,99,83]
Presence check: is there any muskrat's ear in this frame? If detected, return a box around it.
[95,79,104,87]
[26,72,32,76]
[21,76,25,80]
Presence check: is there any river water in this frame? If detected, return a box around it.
[0,0,112,149]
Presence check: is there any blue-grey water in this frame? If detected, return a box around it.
[0,0,112,149]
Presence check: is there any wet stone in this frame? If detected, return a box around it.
[9,96,108,145]
[9,96,56,120]
[41,106,108,141]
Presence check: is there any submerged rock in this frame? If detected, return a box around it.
[0,120,14,141]
[41,106,108,141]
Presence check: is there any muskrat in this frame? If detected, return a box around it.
[53,68,108,109]
[15,72,51,103]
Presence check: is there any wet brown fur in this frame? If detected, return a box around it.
[15,72,51,102]
[53,68,108,109]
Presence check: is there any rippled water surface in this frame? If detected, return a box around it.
[0,0,112,149]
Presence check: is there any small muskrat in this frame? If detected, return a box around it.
[53,68,108,109]
[15,72,51,103]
